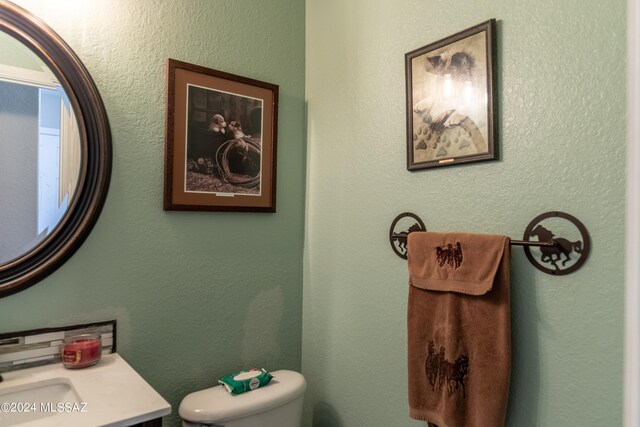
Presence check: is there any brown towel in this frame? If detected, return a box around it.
[407,232,511,427]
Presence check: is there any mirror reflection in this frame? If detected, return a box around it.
[0,30,81,265]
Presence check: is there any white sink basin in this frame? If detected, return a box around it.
[0,377,81,425]
[0,377,81,402]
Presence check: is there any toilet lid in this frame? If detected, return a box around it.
[179,370,306,423]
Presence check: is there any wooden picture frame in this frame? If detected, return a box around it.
[405,19,497,170]
[164,59,278,212]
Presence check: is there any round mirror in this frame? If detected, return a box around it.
[0,1,111,297]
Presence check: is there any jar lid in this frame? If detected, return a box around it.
[64,333,101,343]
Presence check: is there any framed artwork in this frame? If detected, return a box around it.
[164,59,278,212]
[405,19,496,170]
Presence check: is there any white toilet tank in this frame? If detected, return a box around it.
[179,370,306,427]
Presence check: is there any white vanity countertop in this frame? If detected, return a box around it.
[0,353,171,426]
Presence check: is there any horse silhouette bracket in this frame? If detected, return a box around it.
[521,211,590,275]
[390,210,590,276]
[389,212,427,259]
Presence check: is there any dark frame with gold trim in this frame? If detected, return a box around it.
[164,59,278,212]
[405,19,497,170]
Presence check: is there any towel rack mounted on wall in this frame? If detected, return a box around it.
[389,211,591,276]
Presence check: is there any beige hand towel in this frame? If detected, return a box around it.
[407,232,511,427]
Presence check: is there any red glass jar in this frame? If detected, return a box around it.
[61,333,102,368]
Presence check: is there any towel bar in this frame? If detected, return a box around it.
[390,211,590,276]
[509,240,556,247]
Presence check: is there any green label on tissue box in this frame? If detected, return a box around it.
[219,368,273,394]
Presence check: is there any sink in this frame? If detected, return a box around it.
[0,354,170,426]
[0,378,81,425]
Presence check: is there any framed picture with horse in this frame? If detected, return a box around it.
[164,59,279,212]
[405,19,497,170]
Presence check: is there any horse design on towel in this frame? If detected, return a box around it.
[529,225,582,271]
[436,242,463,269]
[425,340,469,398]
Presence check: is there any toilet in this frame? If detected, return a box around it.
[179,370,306,427]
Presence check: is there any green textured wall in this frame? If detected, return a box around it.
[303,1,626,426]
[0,1,628,426]
[0,1,305,426]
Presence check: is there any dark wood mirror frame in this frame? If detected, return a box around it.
[0,1,112,297]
